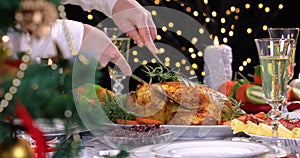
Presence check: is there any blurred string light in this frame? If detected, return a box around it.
[1,35,10,43]
[85,0,286,81]
[0,0,288,92]
[125,0,211,79]
[200,0,285,75]
[87,10,93,20]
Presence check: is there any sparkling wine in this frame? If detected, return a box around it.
[255,37,295,149]
[287,48,296,80]
[260,56,289,104]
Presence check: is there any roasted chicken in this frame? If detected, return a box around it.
[124,81,233,125]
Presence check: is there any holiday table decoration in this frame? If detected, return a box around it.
[0,1,86,157]
[204,36,233,90]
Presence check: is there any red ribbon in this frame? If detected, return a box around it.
[4,60,22,67]
[15,101,47,158]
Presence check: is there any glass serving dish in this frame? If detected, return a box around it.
[102,132,173,151]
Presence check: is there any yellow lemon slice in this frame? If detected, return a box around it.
[291,127,300,138]
[278,124,292,138]
[257,123,272,136]
[231,119,246,133]
[245,121,258,134]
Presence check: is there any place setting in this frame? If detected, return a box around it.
[1,1,300,158]
[85,27,300,158]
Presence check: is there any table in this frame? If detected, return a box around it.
[78,131,299,158]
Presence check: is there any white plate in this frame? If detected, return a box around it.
[131,140,270,158]
[162,125,233,140]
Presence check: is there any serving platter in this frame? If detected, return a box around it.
[99,123,233,140]
[130,140,271,158]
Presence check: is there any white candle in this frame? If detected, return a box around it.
[204,37,233,90]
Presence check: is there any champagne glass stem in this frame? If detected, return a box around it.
[268,106,282,146]
[108,66,126,96]
[112,79,124,96]
[280,95,289,114]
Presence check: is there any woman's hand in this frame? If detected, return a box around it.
[81,24,132,76]
[112,0,158,54]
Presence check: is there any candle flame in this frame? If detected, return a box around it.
[47,58,53,66]
[213,36,219,46]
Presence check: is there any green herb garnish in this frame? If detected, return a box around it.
[101,90,134,123]
[141,64,179,83]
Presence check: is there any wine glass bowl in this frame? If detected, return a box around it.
[268,28,299,40]
[268,28,299,80]
[254,38,295,146]
[268,28,300,114]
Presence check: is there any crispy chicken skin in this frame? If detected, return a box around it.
[125,81,232,125]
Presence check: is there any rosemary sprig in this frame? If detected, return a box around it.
[141,64,179,83]
[221,96,246,122]
[229,97,246,119]
[101,90,133,123]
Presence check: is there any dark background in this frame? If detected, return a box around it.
[64,0,300,87]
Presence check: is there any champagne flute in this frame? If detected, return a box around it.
[268,28,299,113]
[268,28,299,80]
[254,38,295,147]
[104,27,131,96]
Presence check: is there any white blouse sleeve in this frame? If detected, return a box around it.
[61,0,118,17]
[9,19,84,59]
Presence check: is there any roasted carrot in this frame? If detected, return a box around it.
[254,111,266,119]
[221,120,232,126]
[116,119,141,125]
[135,117,165,125]
[236,115,247,123]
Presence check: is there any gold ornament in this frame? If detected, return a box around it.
[0,138,34,158]
[15,0,58,38]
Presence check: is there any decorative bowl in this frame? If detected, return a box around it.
[103,131,173,151]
